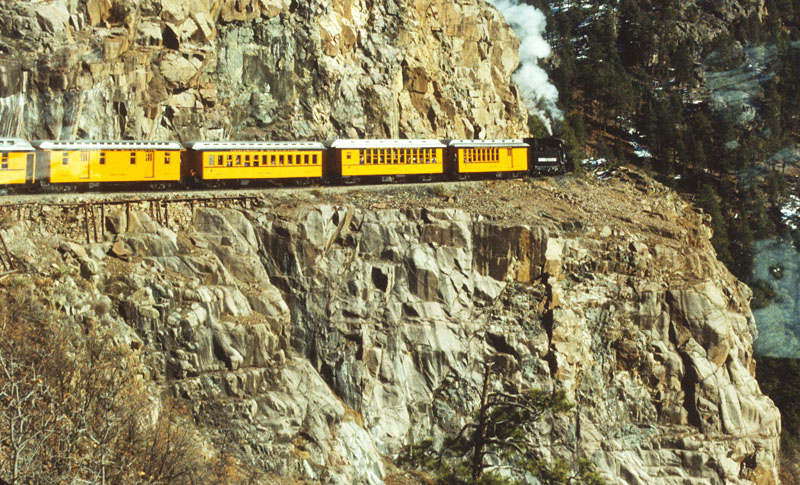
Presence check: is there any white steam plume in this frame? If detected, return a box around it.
[486,0,562,133]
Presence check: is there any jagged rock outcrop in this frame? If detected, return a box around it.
[674,0,766,45]
[0,170,781,484]
[0,0,529,140]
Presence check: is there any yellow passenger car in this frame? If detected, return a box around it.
[448,139,529,177]
[35,140,183,184]
[0,138,35,185]
[186,141,325,183]
[330,139,446,182]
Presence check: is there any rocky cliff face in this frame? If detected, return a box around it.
[0,0,528,140]
[676,0,766,46]
[0,170,781,483]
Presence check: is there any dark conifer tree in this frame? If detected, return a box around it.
[697,184,733,267]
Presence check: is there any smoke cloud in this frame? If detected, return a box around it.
[486,0,562,133]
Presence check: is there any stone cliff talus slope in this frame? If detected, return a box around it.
[0,172,781,484]
[0,0,528,140]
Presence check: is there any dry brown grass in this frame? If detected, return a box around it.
[780,450,800,485]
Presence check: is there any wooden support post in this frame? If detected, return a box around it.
[163,201,169,226]
[84,204,91,243]
[101,204,105,239]
[90,204,98,243]
[126,202,130,230]
[0,232,11,270]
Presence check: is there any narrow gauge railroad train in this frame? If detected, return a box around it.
[0,137,570,190]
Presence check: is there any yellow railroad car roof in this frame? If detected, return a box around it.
[0,138,35,151]
[448,139,528,147]
[186,141,326,150]
[34,140,184,150]
[330,139,447,149]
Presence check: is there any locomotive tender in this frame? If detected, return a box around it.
[0,137,570,190]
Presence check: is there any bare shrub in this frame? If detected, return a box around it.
[0,279,259,484]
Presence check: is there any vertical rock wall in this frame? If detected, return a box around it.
[0,0,529,141]
[0,173,782,483]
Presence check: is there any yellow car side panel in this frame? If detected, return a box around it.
[457,147,528,173]
[0,152,34,185]
[341,148,444,177]
[49,150,182,183]
[200,150,323,180]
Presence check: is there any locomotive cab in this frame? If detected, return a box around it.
[524,137,570,174]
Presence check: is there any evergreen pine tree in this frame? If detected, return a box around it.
[697,184,733,267]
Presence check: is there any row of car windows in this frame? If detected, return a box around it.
[59,151,172,166]
[344,147,517,165]
[348,148,439,165]
[461,148,513,163]
[207,152,320,167]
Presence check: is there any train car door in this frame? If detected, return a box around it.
[145,151,155,178]
[79,151,90,179]
[25,153,34,183]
